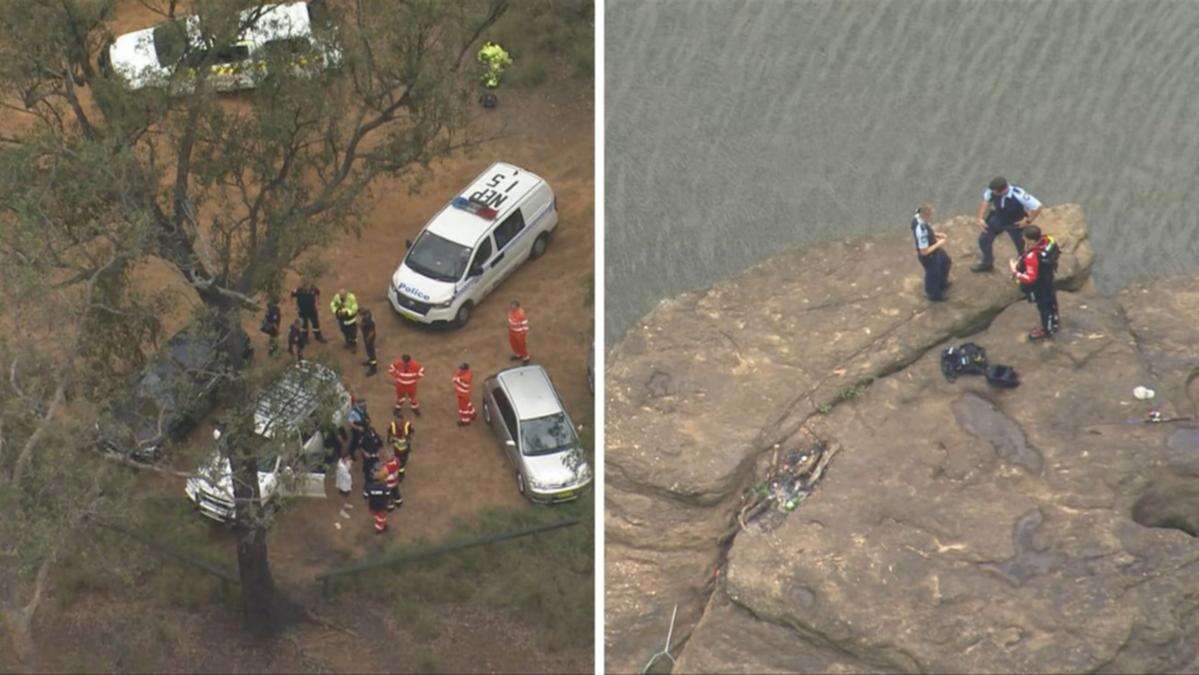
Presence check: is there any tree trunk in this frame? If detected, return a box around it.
[209,304,283,632]
[231,460,278,633]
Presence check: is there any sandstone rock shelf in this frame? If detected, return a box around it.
[607,205,1199,673]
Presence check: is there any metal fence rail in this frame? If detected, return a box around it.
[315,517,580,594]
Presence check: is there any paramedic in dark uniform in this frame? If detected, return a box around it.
[911,202,951,301]
[972,176,1043,272]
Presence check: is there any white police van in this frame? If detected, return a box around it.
[388,162,558,327]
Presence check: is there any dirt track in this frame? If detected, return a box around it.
[270,70,595,566]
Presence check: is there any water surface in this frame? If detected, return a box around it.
[607,0,1199,344]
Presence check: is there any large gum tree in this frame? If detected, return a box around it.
[0,0,508,657]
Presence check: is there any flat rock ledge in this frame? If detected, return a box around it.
[607,205,1199,673]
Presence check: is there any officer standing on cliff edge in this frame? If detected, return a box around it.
[972,176,1043,272]
[912,202,951,301]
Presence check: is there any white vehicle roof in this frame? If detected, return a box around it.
[254,361,346,438]
[109,2,313,74]
[496,365,564,420]
[425,162,545,248]
[242,2,313,44]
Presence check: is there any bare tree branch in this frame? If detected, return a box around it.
[8,359,44,416]
[92,446,193,479]
[454,0,510,69]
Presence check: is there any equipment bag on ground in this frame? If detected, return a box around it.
[985,364,1020,388]
[940,342,989,381]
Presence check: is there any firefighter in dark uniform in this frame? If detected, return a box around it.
[972,176,1043,272]
[286,319,307,361]
[1010,225,1061,340]
[365,469,390,533]
[347,396,369,458]
[911,202,951,302]
[360,308,378,377]
[260,297,281,357]
[290,282,327,342]
[360,424,383,499]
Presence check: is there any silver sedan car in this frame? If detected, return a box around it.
[481,365,592,503]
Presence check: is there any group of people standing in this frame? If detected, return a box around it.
[332,397,415,534]
[261,284,381,376]
[911,176,1061,341]
[262,281,537,534]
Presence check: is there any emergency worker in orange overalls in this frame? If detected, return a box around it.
[452,363,477,426]
[507,300,530,364]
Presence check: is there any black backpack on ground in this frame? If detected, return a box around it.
[940,342,988,381]
[985,364,1020,388]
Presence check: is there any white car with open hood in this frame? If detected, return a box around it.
[102,1,339,92]
[185,361,350,522]
[388,162,559,327]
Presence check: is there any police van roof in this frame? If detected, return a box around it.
[425,162,544,248]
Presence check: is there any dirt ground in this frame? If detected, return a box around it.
[12,2,595,673]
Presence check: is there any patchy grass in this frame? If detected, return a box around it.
[343,496,594,652]
[487,0,594,85]
[507,54,550,88]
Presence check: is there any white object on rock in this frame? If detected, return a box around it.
[1133,386,1156,400]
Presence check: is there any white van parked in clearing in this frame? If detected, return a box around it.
[388,162,558,327]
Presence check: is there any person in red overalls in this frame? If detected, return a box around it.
[383,450,403,511]
[452,362,477,427]
[388,353,424,416]
[507,300,530,364]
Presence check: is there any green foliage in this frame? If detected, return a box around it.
[836,377,874,402]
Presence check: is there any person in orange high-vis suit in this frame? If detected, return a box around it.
[452,363,477,426]
[507,300,530,364]
[388,353,424,416]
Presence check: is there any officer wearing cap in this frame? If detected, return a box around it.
[972,176,1043,272]
[911,202,951,302]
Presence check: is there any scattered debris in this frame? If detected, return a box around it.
[738,441,839,530]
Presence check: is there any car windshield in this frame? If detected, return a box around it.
[405,231,471,283]
[519,413,577,457]
[152,20,190,66]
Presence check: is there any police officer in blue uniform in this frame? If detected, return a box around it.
[912,202,951,301]
[972,176,1042,272]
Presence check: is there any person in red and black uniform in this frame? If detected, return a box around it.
[1009,225,1060,340]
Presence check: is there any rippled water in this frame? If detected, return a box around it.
[606,0,1199,344]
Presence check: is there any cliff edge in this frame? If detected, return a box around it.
[607,205,1199,672]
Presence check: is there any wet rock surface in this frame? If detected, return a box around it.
[606,206,1199,672]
